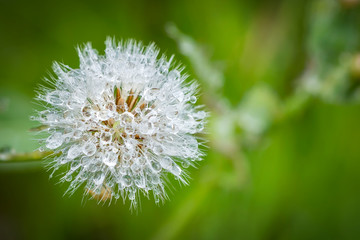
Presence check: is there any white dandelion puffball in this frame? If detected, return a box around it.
[34,38,207,207]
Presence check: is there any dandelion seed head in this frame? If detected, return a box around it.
[33,38,207,208]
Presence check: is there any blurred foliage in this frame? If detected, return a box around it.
[1,0,360,240]
[303,0,360,102]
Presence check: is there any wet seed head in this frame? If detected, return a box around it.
[33,38,207,209]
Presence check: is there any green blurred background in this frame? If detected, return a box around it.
[1,0,360,239]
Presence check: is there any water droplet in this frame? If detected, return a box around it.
[144,68,155,77]
[195,111,207,119]
[128,189,136,200]
[103,152,117,167]
[122,175,132,187]
[151,174,161,184]
[73,130,82,139]
[170,163,182,176]
[106,102,116,111]
[100,132,112,143]
[196,122,204,132]
[153,145,164,155]
[97,111,108,121]
[124,124,134,135]
[166,109,178,119]
[173,91,184,102]
[83,142,96,156]
[119,112,134,125]
[60,157,69,164]
[190,96,197,104]
[131,162,142,174]
[134,175,145,188]
[159,156,172,169]
[71,161,81,170]
[64,174,72,182]
[144,88,159,101]
[93,172,105,185]
[46,91,63,105]
[154,196,160,204]
[114,193,120,199]
[158,91,166,101]
[150,161,161,172]
[182,161,190,168]
[46,133,63,149]
[168,70,180,80]
[67,145,81,159]
[159,65,169,75]
[139,121,153,134]
[187,137,198,151]
[81,106,92,118]
[107,181,115,188]
[46,113,59,122]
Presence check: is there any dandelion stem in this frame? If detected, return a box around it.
[0,150,53,172]
[0,150,52,162]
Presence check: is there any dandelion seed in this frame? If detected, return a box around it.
[33,38,207,208]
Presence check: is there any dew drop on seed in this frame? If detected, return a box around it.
[153,145,164,155]
[103,153,117,167]
[46,91,63,105]
[170,162,182,176]
[129,190,136,200]
[159,156,172,169]
[73,130,82,138]
[173,91,184,102]
[151,174,161,184]
[186,136,198,151]
[182,161,190,168]
[168,70,180,80]
[107,181,115,188]
[67,145,81,159]
[122,175,132,187]
[144,88,158,101]
[139,121,153,134]
[114,193,120,200]
[71,161,81,170]
[159,65,168,75]
[196,122,204,132]
[60,158,69,164]
[97,111,108,121]
[196,111,207,119]
[100,132,112,143]
[134,176,145,188]
[83,142,96,156]
[124,124,134,135]
[119,112,134,125]
[190,96,197,104]
[65,174,72,182]
[131,163,142,174]
[158,91,166,101]
[81,106,92,118]
[150,161,161,172]
[46,133,63,149]
[122,153,131,162]
[93,172,105,185]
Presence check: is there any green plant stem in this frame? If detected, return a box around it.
[0,150,52,162]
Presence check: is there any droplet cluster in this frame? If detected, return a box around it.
[33,38,207,207]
